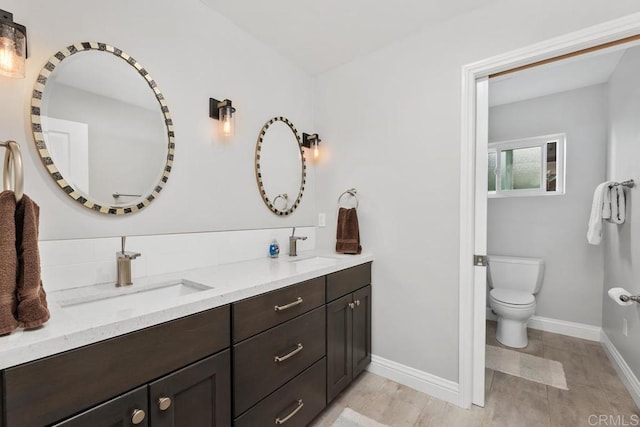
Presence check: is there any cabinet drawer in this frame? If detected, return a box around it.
[233,276,325,343]
[234,358,326,427]
[233,307,325,416]
[326,262,371,302]
[4,305,230,427]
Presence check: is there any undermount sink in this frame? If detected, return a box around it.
[289,256,339,267]
[55,279,213,318]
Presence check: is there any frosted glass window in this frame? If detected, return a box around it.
[488,134,565,197]
[500,146,541,190]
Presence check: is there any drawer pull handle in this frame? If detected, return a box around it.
[158,396,172,411]
[274,343,304,363]
[131,409,146,425]
[274,297,303,312]
[275,399,304,424]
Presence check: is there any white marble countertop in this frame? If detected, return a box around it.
[0,251,373,370]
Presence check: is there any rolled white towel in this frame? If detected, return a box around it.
[587,181,614,245]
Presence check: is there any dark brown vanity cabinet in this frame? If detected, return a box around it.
[1,306,231,427]
[231,277,327,425]
[0,262,373,427]
[326,263,372,403]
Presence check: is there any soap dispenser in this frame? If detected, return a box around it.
[269,239,280,258]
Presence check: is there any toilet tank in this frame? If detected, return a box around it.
[487,255,544,294]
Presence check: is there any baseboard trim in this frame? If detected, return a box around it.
[600,331,640,408]
[367,355,460,406]
[485,308,601,341]
[528,315,601,341]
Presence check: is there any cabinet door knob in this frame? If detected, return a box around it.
[355,299,361,306]
[348,302,355,310]
[158,396,172,411]
[131,409,146,425]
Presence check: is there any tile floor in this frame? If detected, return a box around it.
[311,320,639,427]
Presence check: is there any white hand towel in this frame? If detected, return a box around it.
[587,181,614,245]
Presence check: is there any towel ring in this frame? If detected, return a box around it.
[338,188,358,209]
[273,193,289,209]
[1,140,23,202]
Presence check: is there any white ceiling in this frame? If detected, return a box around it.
[200,0,493,75]
[489,47,633,107]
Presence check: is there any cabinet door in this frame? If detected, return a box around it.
[326,294,353,403]
[352,285,372,378]
[53,386,148,427]
[149,350,231,427]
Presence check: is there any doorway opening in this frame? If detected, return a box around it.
[459,14,640,408]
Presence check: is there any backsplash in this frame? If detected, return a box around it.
[40,227,316,292]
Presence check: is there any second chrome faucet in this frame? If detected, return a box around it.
[289,227,307,256]
[116,236,141,287]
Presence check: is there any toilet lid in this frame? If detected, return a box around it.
[490,289,535,305]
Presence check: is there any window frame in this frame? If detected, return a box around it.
[488,133,566,198]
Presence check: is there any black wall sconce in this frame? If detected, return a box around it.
[209,98,236,138]
[0,9,27,79]
[302,133,321,160]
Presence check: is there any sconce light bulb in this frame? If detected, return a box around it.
[313,144,319,159]
[222,116,232,136]
[0,38,15,73]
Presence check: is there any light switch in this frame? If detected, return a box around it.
[318,213,326,227]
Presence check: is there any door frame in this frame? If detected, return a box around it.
[458,12,640,408]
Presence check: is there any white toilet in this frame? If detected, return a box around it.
[487,255,544,348]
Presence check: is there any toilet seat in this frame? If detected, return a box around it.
[490,289,535,306]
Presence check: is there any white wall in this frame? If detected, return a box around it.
[488,85,607,327]
[0,0,315,240]
[604,46,640,380]
[313,1,640,382]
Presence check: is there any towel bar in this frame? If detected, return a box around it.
[338,188,359,209]
[610,179,634,188]
[0,140,23,202]
[112,192,143,199]
[620,294,640,304]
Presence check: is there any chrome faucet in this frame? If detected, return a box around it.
[116,236,141,287]
[289,227,307,257]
